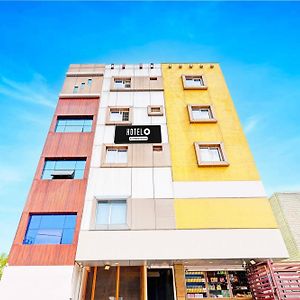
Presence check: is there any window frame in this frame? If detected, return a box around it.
[41,157,87,180]
[101,145,130,167]
[55,115,93,133]
[194,142,229,167]
[147,105,164,116]
[187,104,217,123]
[94,199,129,230]
[182,74,208,90]
[105,106,133,125]
[112,77,132,90]
[23,213,77,245]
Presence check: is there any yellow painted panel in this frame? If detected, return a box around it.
[175,198,278,229]
[162,63,260,181]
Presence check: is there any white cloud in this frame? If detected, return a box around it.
[0,72,56,108]
[243,115,261,134]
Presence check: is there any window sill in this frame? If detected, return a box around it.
[105,121,132,126]
[190,119,217,124]
[197,161,230,167]
[100,163,129,168]
[183,86,208,90]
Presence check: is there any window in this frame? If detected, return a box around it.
[105,147,128,164]
[96,200,127,229]
[182,75,207,90]
[110,109,129,122]
[188,105,216,123]
[194,143,229,166]
[153,145,163,152]
[106,107,132,125]
[80,82,85,89]
[147,105,164,116]
[73,85,79,93]
[87,78,92,86]
[114,78,131,89]
[55,116,93,133]
[150,77,157,81]
[41,158,86,179]
[23,214,76,245]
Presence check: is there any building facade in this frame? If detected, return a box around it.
[269,192,300,260]
[0,63,288,300]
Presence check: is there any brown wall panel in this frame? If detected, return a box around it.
[8,92,100,266]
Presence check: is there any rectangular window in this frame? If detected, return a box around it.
[147,105,164,116]
[110,109,129,122]
[182,75,207,90]
[87,79,92,86]
[106,107,132,125]
[23,214,76,245]
[114,78,131,89]
[80,82,85,89]
[105,147,128,164]
[55,116,93,133]
[96,200,127,229]
[41,158,86,179]
[73,85,79,93]
[188,105,216,123]
[194,143,229,166]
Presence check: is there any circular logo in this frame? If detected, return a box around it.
[144,128,150,136]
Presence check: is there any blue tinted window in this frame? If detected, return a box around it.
[41,158,86,179]
[23,214,76,245]
[55,116,93,133]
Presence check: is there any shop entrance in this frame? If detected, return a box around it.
[147,268,175,300]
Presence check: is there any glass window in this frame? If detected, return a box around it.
[23,214,76,245]
[73,86,79,93]
[80,82,85,89]
[87,78,92,86]
[55,116,93,133]
[114,78,131,89]
[199,147,222,162]
[192,107,212,120]
[41,158,86,179]
[109,109,129,122]
[105,148,128,164]
[185,76,205,88]
[96,201,127,226]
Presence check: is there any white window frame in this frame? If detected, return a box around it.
[101,145,129,167]
[182,75,208,90]
[113,78,131,89]
[188,104,217,123]
[106,107,132,125]
[95,199,128,230]
[147,105,164,116]
[194,142,229,166]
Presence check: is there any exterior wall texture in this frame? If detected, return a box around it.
[269,192,300,260]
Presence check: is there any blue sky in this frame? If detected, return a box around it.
[0,1,300,253]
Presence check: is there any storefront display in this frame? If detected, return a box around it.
[185,271,207,298]
[228,271,251,297]
[185,269,251,299]
[207,271,230,298]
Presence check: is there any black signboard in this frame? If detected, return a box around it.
[114,125,162,144]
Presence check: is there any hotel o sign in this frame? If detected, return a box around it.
[114,125,162,144]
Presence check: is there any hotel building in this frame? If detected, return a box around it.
[0,63,288,300]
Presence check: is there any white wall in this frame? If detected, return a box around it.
[0,266,75,300]
[76,229,288,262]
[173,181,267,198]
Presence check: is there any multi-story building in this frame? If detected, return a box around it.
[0,63,288,300]
[269,192,300,260]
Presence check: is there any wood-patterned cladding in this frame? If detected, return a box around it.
[9,97,100,266]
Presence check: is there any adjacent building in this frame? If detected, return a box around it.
[0,63,288,300]
[269,192,300,260]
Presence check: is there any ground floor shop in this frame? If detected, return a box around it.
[79,262,252,300]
